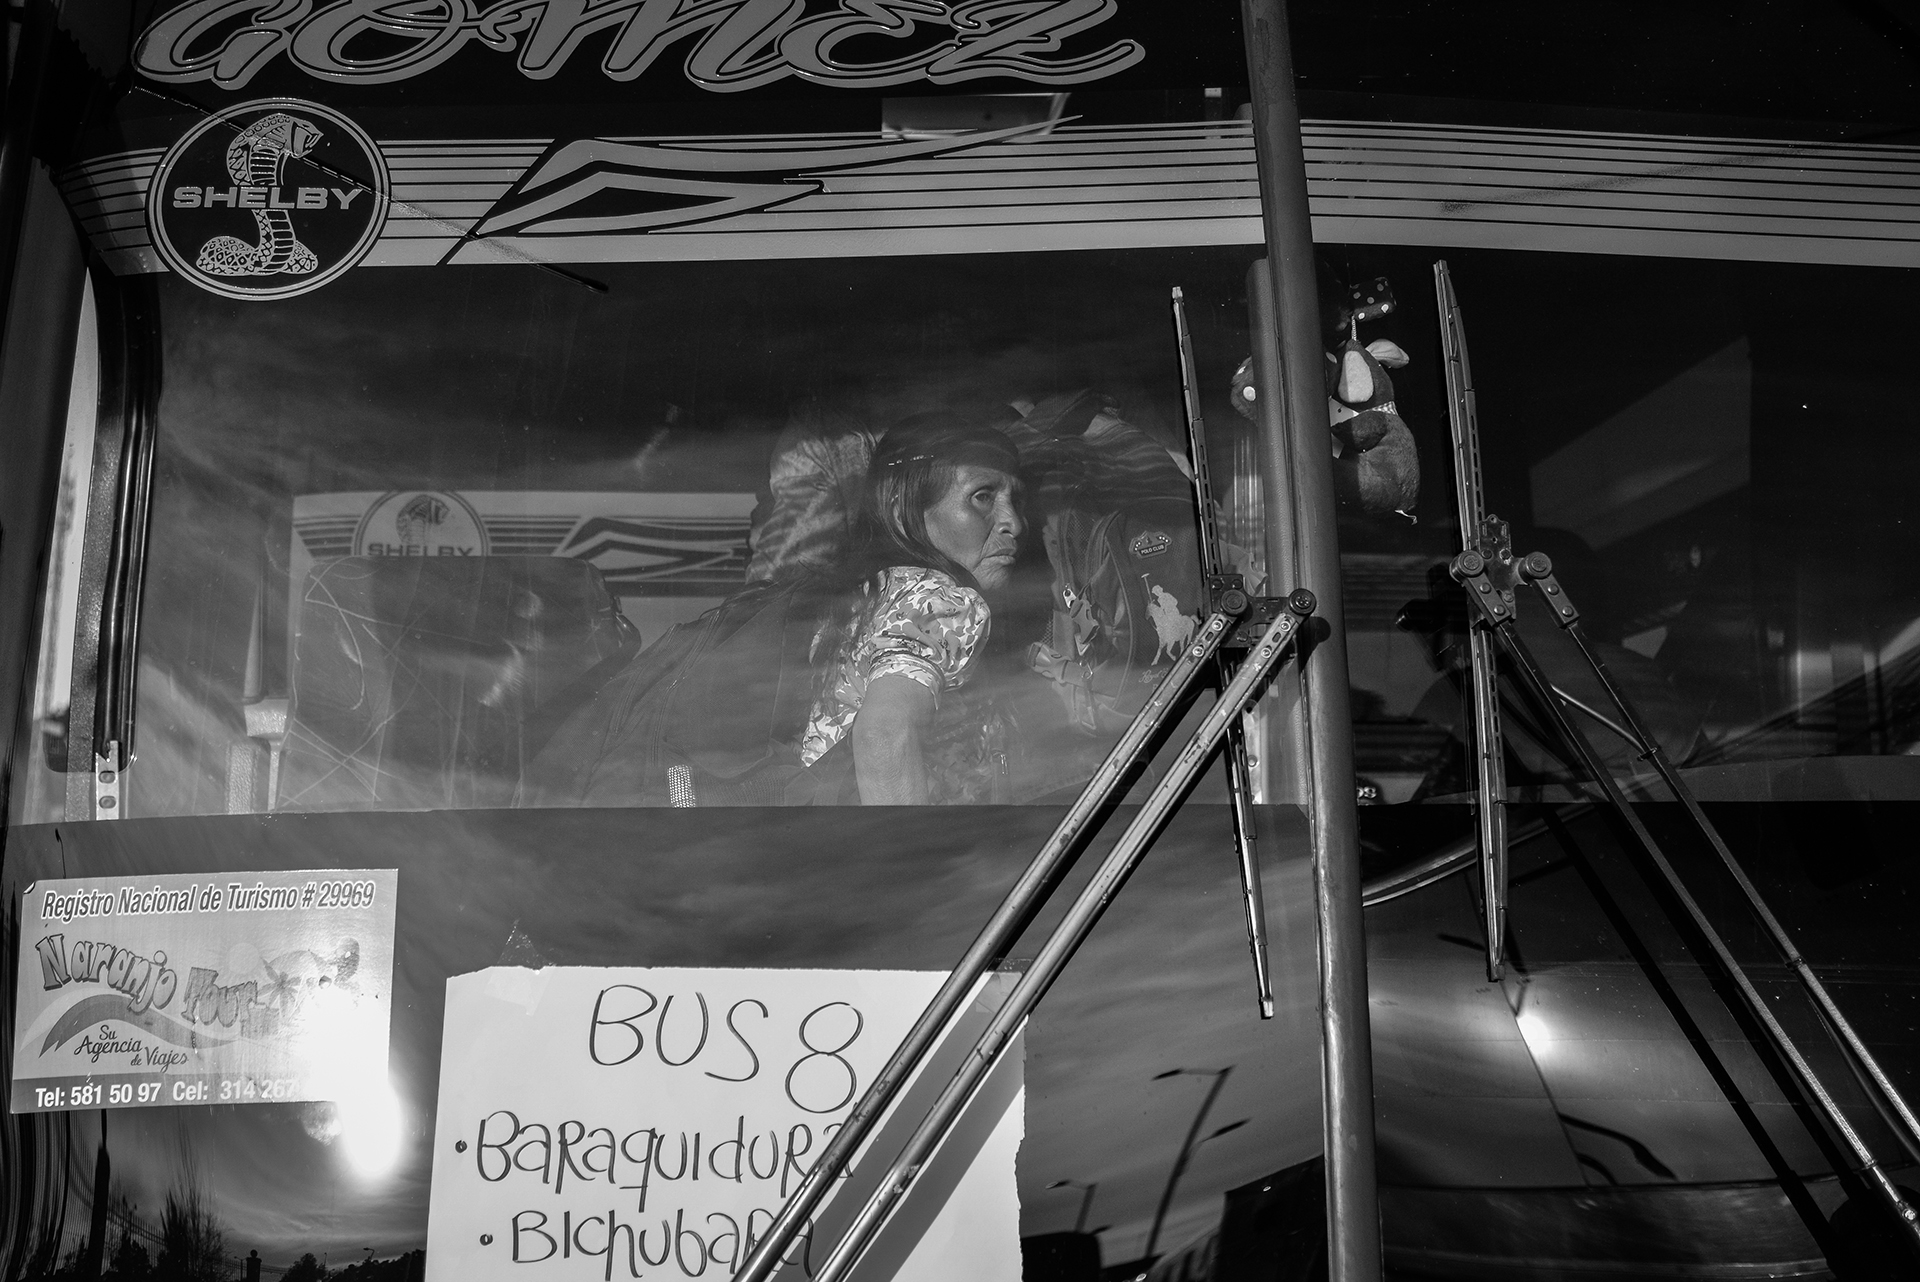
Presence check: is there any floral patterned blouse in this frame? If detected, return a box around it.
[800,567,990,770]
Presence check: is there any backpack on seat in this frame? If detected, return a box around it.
[278,555,633,812]
[519,579,855,807]
[1005,391,1207,738]
[1027,497,1206,736]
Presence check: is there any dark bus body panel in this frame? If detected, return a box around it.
[4,2,1920,1279]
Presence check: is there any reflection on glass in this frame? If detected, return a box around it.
[26,248,1917,819]
[9,278,97,826]
[68,250,1274,818]
[1323,250,1920,805]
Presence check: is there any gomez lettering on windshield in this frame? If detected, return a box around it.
[135,0,1147,92]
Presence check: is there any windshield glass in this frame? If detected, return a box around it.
[14,246,1283,820]
[16,247,1920,821]
[1327,250,1920,807]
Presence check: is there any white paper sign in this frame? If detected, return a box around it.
[427,967,1022,1282]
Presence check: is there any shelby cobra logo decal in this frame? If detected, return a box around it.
[353,491,490,558]
[147,98,388,300]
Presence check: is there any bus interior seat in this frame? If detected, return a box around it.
[275,556,634,812]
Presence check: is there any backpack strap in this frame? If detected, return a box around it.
[517,638,642,767]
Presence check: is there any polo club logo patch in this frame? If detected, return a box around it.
[1129,530,1172,558]
[147,98,388,300]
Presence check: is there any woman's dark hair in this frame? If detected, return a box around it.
[849,410,1023,591]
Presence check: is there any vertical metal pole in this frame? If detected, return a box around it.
[1239,3,1384,1280]
[1246,264,1312,806]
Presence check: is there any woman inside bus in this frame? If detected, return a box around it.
[519,411,1024,807]
[803,411,1024,804]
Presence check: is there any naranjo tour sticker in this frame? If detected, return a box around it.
[11,869,396,1112]
[146,98,389,301]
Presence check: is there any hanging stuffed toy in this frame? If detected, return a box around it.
[1326,332,1419,515]
[1232,273,1421,518]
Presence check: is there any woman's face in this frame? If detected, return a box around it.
[923,464,1024,590]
